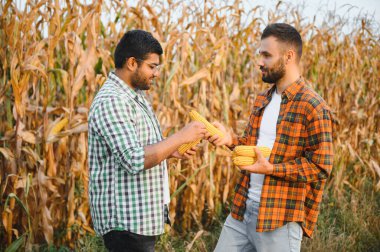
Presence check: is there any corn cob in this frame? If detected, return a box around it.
[50,118,69,135]
[178,110,225,154]
[189,110,224,138]
[178,139,201,155]
[233,146,271,158]
[232,156,257,166]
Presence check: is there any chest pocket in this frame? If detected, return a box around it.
[283,111,306,123]
[277,110,307,156]
[282,111,306,134]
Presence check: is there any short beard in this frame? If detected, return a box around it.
[131,69,151,90]
[261,58,286,84]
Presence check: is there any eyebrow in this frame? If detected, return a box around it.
[259,50,272,56]
[146,62,160,66]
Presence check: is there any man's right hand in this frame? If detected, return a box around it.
[178,121,208,143]
[206,121,233,146]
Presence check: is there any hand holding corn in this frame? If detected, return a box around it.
[178,121,208,144]
[178,110,225,154]
[232,146,271,166]
[233,146,274,174]
[206,121,234,147]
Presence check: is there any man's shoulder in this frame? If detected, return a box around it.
[91,78,134,106]
[296,84,331,112]
[89,83,134,119]
[95,79,125,99]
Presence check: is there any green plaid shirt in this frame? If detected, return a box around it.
[88,72,167,236]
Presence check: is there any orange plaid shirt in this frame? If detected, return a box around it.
[231,77,333,238]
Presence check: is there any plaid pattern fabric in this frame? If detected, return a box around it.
[231,77,333,237]
[88,72,167,236]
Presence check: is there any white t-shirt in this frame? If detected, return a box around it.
[248,90,282,202]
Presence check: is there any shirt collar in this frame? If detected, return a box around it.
[264,76,305,100]
[257,77,305,112]
[282,76,305,101]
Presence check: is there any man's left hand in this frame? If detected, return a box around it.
[239,147,274,174]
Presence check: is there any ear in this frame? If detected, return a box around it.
[285,49,296,64]
[125,57,138,71]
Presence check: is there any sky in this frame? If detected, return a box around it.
[248,0,380,29]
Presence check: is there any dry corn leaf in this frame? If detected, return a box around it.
[179,68,210,86]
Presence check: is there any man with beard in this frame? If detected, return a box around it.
[88,30,207,252]
[209,23,334,251]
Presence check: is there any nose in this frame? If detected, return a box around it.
[153,69,160,78]
[257,55,264,68]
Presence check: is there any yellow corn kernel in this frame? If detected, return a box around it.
[233,146,271,158]
[189,110,224,138]
[50,118,69,135]
[232,156,256,166]
[178,139,201,155]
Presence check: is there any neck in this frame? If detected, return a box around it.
[114,68,134,89]
[275,67,300,94]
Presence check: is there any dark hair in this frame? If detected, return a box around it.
[114,30,163,69]
[261,23,302,60]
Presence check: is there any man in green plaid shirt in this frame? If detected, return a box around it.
[88,30,207,252]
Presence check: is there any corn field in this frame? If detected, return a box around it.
[0,0,379,250]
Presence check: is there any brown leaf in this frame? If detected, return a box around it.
[179,68,210,86]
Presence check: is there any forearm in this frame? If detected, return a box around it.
[271,107,334,182]
[272,157,332,182]
[144,133,186,169]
